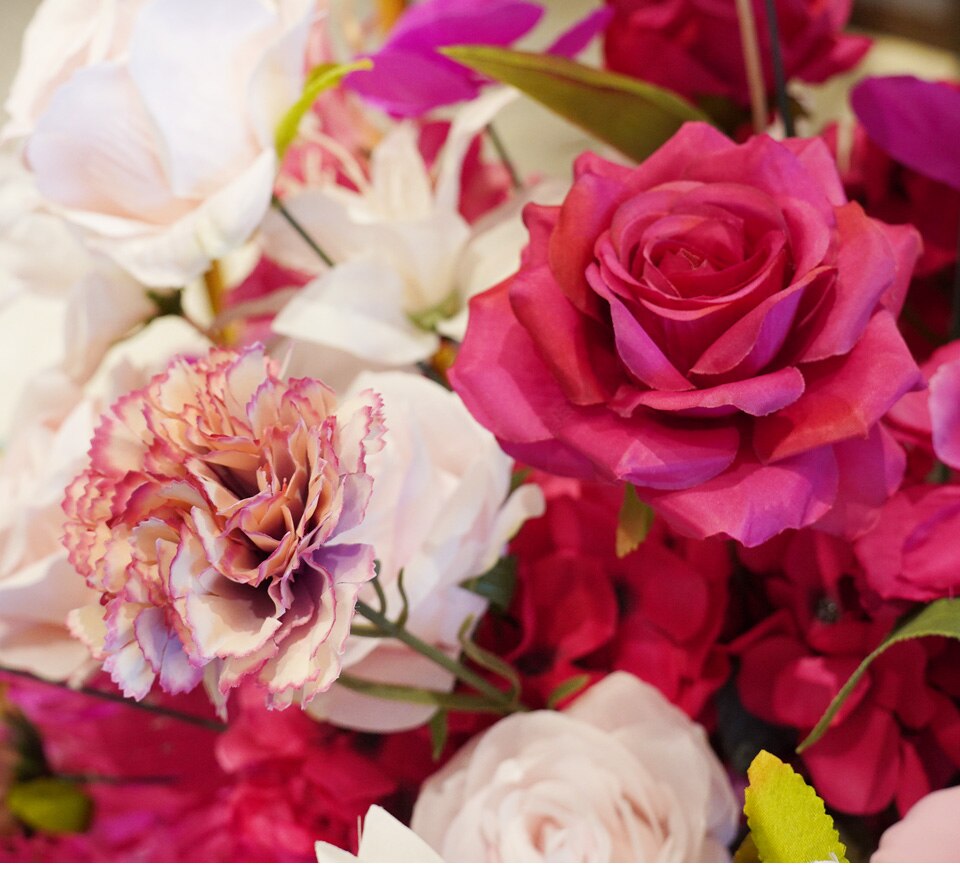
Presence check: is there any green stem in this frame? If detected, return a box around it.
[485,124,524,192]
[352,601,526,713]
[271,195,335,268]
[0,668,225,733]
[763,0,795,137]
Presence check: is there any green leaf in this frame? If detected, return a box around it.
[428,710,448,762]
[275,60,372,158]
[798,598,960,753]
[457,617,522,701]
[337,672,509,712]
[743,751,847,863]
[461,556,517,612]
[439,46,709,162]
[546,675,590,709]
[6,778,93,835]
[616,485,654,558]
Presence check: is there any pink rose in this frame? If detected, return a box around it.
[410,671,739,862]
[872,785,960,862]
[603,0,870,108]
[63,345,385,709]
[451,123,921,546]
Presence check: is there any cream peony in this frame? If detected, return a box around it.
[5,0,320,287]
[306,371,543,731]
[871,785,960,862]
[410,671,739,862]
[315,805,442,863]
[63,345,384,709]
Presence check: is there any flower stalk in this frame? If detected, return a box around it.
[352,600,527,714]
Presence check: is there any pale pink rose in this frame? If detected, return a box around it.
[306,371,543,731]
[63,345,385,710]
[410,671,739,862]
[315,806,443,863]
[0,319,207,682]
[872,785,960,862]
[5,0,320,287]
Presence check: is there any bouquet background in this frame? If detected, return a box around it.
[0,0,959,863]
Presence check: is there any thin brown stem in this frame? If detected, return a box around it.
[735,0,768,134]
[0,668,226,733]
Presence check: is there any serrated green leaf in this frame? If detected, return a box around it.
[6,778,93,835]
[546,674,590,709]
[798,598,960,752]
[616,485,654,558]
[461,556,517,612]
[275,60,372,158]
[744,751,847,863]
[457,617,522,701]
[428,710,448,762]
[440,46,709,162]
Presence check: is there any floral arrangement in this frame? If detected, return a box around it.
[0,0,959,863]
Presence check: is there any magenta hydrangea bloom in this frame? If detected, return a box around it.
[346,0,611,117]
[63,346,384,709]
[450,123,922,547]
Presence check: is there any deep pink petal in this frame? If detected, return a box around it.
[644,446,838,546]
[617,366,804,417]
[754,310,922,463]
[812,423,905,539]
[557,406,739,490]
[852,76,960,192]
[509,264,619,404]
[930,356,960,468]
[449,281,570,444]
[798,204,916,362]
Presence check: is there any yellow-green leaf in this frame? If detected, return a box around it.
[275,60,373,159]
[6,778,93,835]
[744,751,847,863]
[798,598,960,753]
[439,46,709,162]
[616,485,654,558]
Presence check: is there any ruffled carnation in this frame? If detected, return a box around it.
[62,345,384,709]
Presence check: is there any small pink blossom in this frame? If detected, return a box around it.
[62,345,384,709]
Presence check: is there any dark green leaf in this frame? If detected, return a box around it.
[461,556,517,612]
[798,598,960,752]
[440,46,709,162]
